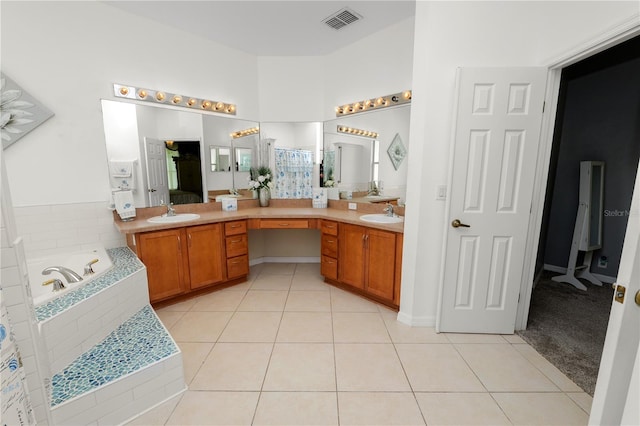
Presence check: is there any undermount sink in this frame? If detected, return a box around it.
[364,195,385,199]
[359,214,404,224]
[147,213,201,224]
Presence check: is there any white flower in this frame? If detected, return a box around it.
[253,181,260,189]
[0,77,36,142]
[258,175,265,183]
[266,173,271,179]
[267,181,274,189]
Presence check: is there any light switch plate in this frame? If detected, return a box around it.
[436,185,447,200]
[348,202,357,210]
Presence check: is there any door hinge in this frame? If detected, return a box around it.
[542,101,546,113]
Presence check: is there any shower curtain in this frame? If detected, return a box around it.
[274,148,314,198]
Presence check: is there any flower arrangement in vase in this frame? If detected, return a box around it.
[249,166,274,207]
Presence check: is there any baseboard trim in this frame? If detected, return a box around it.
[543,264,616,284]
[249,256,320,266]
[396,311,436,327]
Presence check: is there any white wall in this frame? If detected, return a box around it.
[323,18,415,121]
[1,1,259,207]
[400,1,640,326]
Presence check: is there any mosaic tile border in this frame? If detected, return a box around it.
[35,247,144,322]
[50,306,178,407]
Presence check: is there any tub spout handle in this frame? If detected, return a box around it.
[84,258,99,276]
[42,278,66,292]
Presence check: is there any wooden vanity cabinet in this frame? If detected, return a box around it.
[224,220,249,279]
[320,220,339,280]
[186,223,225,290]
[136,220,249,303]
[337,223,399,306]
[137,228,189,302]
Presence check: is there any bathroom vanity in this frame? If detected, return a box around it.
[115,204,404,309]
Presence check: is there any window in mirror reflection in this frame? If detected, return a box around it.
[235,148,252,172]
[210,146,231,172]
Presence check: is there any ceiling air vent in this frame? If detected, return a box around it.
[323,7,362,30]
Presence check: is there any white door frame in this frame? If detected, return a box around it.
[515,15,640,330]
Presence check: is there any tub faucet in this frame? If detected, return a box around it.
[84,258,99,276]
[41,266,83,283]
[383,203,395,217]
[42,278,66,292]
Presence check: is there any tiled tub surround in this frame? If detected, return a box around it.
[36,247,143,322]
[39,248,150,374]
[33,246,186,424]
[28,245,114,307]
[50,306,184,426]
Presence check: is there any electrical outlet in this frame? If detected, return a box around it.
[348,202,357,210]
[598,256,608,268]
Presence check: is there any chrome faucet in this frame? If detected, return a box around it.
[383,203,395,217]
[84,259,99,276]
[42,266,83,283]
[42,278,66,292]
[229,188,239,196]
[166,202,176,217]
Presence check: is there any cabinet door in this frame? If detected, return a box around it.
[138,229,188,303]
[366,229,397,302]
[338,223,366,289]
[186,223,225,290]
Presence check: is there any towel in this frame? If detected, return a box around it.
[109,161,134,177]
[113,190,136,219]
[109,161,135,190]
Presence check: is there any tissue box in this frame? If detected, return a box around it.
[221,198,238,211]
[312,187,328,209]
[327,188,340,200]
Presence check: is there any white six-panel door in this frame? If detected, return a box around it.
[590,156,640,425]
[438,68,547,334]
[144,137,170,207]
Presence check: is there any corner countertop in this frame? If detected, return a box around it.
[113,203,405,235]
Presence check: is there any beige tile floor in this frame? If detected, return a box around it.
[128,263,592,425]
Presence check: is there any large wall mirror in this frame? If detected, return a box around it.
[101,99,259,207]
[324,104,411,204]
[259,122,323,199]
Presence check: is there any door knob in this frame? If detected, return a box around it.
[451,219,470,228]
[635,290,640,307]
[148,188,157,193]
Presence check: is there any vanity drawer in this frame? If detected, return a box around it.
[259,219,309,229]
[321,255,338,280]
[321,234,338,258]
[320,220,338,236]
[226,234,248,258]
[227,255,249,279]
[225,220,247,236]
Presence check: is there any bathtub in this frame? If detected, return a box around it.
[27,247,114,307]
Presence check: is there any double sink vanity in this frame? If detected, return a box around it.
[115,200,405,309]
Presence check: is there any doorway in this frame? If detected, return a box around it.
[520,35,640,395]
[165,140,204,205]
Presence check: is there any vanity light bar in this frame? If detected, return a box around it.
[113,84,236,115]
[337,125,379,139]
[231,127,260,139]
[335,90,411,117]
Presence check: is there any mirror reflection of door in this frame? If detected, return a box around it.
[165,140,203,205]
[144,137,170,207]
